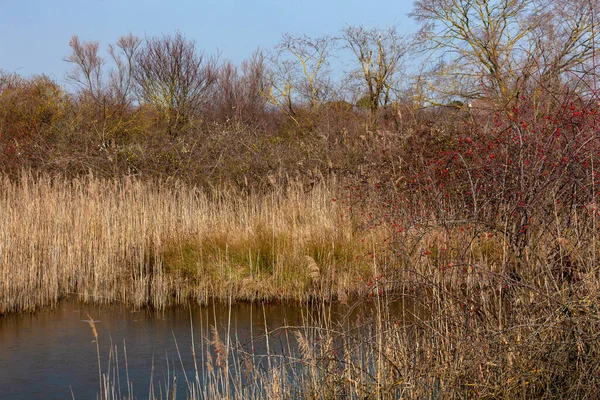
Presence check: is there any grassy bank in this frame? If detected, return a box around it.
[0,172,384,315]
[3,170,600,398]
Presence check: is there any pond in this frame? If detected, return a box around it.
[0,293,426,399]
[0,300,302,399]
[0,298,375,399]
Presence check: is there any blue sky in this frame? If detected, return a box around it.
[1,0,417,82]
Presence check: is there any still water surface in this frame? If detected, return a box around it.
[0,299,325,399]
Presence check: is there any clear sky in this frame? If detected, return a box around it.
[1,0,418,82]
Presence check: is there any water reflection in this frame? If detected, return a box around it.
[0,297,424,399]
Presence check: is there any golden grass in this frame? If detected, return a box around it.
[0,172,382,314]
[4,171,600,397]
[19,167,590,398]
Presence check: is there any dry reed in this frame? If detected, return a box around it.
[4,170,600,398]
[0,171,377,315]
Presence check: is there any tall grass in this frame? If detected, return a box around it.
[70,185,600,399]
[0,172,379,315]
[88,261,600,400]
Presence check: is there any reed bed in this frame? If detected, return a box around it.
[0,172,379,315]
[89,269,600,400]
[70,193,600,399]
[3,170,600,398]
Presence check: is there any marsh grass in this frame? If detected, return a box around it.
[0,172,380,314]
[4,170,600,398]
[86,262,600,400]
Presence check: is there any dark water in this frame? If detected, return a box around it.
[0,297,420,399]
[0,300,316,400]
[0,298,370,400]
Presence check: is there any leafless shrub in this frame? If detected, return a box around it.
[211,50,268,125]
[342,25,409,120]
[133,32,218,136]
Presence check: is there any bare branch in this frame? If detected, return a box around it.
[342,25,409,117]
[133,32,218,136]
[64,36,105,101]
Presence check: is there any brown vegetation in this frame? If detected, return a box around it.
[2,2,600,396]
[0,174,383,314]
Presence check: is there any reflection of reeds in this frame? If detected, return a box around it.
[85,314,101,397]
[86,314,98,340]
[210,325,226,369]
[294,330,311,362]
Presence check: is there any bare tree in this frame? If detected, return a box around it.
[108,34,142,108]
[65,36,105,102]
[264,33,336,124]
[65,34,142,108]
[265,54,297,121]
[240,49,269,118]
[410,0,600,105]
[342,25,409,119]
[64,34,145,149]
[133,32,218,136]
[214,49,268,123]
[529,0,600,95]
[280,33,335,108]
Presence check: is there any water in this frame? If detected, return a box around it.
[0,299,311,399]
[0,298,362,399]
[0,296,423,399]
